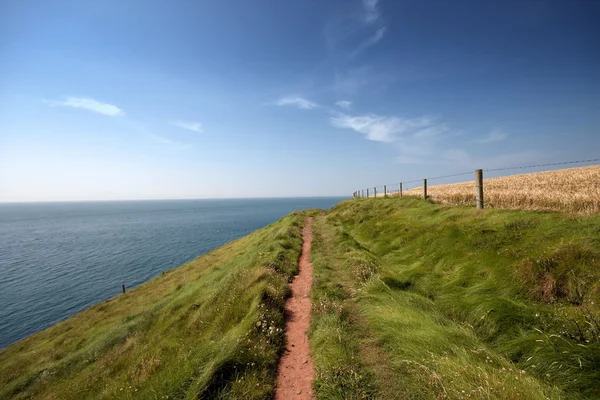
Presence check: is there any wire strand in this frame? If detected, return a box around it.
[353,158,599,195]
[427,171,474,181]
[484,158,600,172]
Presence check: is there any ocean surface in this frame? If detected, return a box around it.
[0,197,345,349]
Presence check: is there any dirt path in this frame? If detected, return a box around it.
[274,217,314,400]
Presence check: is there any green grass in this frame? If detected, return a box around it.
[0,211,308,400]
[309,198,600,399]
[4,198,600,399]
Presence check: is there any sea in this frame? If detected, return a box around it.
[0,197,345,349]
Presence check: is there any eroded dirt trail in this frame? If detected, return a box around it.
[274,217,314,400]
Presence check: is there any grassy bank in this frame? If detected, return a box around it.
[3,197,600,399]
[0,212,308,400]
[309,198,600,399]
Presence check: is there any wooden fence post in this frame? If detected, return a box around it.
[122,284,126,294]
[384,185,387,197]
[475,169,484,209]
[423,179,428,199]
[367,188,369,198]
[374,187,377,197]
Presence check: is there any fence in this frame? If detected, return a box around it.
[352,158,600,210]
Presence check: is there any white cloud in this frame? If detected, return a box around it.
[347,0,386,58]
[171,120,203,133]
[412,124,450,139]
[119,118,194,149]
[324,0,387,59]
[330,111,456,164]
[362,0,381,24]
[335,100,352,109]
[350,26,387,58]
[330,110,527,167]
[474,130,508,143]
[44,97,124,117]
[275,96,318,110]
[330,112,435,143]
[369,26,386,43]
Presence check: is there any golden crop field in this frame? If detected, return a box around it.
[395,165,600,214]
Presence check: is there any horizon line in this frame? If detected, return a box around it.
[0,195,350,204]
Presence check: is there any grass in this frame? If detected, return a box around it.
[396,165,600,214]
[4,195,600,399]
[0,211,308,400]
[309,197,600,399]
[309,216,377,399]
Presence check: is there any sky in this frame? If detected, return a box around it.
[0,0,599,201]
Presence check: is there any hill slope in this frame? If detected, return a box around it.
[309,198,600,399]
[0,212,307,400]
[2,198,600,399]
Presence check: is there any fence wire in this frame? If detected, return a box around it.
[484,158,600,173]
[353,157,599,197]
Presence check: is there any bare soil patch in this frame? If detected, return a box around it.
[274,217,314,399]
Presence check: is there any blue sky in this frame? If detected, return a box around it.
[1,0,598,201]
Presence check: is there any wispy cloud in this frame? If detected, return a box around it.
[324,0,386,59]
[335,100,352,109]
[43,96,192,149]
[330,110,524,166]
[330,112,437,143]
[474,130,508,143]
[171,120,203,133]
[275,96,318,110]
[121,119,193,149]
[362,0,381,25]
[368,26,386,42]
[348,0,387,58]
[330,110,457,164]
[350,26,387,58]
[44,97,124,117]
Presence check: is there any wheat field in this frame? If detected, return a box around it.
[387,165,600,214]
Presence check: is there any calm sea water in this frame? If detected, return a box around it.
[0,197,345,349]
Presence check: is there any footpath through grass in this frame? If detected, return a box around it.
[3,198,600,399]
[0,211,309,400]
[309,198,600,399]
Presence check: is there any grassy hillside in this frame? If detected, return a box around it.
[399,165,600,214]
[3,197,600,399]
[0,212,307,400]
[309,198,600,399]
